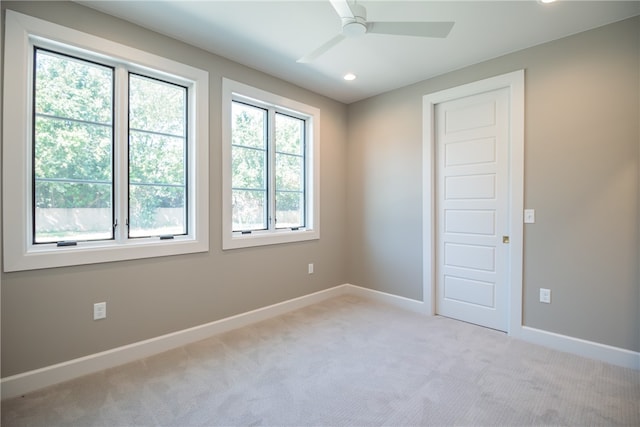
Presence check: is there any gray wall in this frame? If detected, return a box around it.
[1,2,348,377]
[347,16,640,352]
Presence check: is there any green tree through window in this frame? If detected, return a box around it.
[275,113,305,228]
[231,102,267,230]
[33,49,188,243]
[231,101,306,232]
[129,74,187,237]
[34,49,114,243]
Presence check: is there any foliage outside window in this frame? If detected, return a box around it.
[3,10,209,271]
[128,74,188,238]
[34,50,115,243]
[231,102,306,231]
[33,51,190,243]
[222,79,320,250]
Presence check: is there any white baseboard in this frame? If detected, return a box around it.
[1,284,351,400]
[2,283,637,400]
[513,325,640,371]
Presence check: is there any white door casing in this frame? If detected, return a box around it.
[422,70,524,335]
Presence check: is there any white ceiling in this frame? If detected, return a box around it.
[78,0,640,104]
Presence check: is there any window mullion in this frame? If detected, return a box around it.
[268,109,277,230]
[303,119,309,228]
[114,66,129,242]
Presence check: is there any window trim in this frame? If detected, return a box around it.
[222,78,320,250]
[3,10,209,271]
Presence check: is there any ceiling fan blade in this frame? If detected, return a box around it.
[329,0,355,19]
[368,21,455,38]
[297,34,346,63]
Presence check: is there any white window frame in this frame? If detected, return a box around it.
[222,78,320,250]
[2,10,209,272]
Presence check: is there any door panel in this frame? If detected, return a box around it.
[445,210,495,235]
[444,174,496,199]
[445,137,496,166]
[444,243,495,271]
[444,276,495,308]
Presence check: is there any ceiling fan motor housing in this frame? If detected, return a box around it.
[341,3,367,37]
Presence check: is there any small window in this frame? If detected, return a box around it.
[3,11,209,271]
[222,79,320,249]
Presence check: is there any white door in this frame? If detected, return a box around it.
[435,87,510,331]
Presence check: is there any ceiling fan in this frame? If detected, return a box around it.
[297,0,455,63]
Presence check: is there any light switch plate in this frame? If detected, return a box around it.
[524,209,535,224]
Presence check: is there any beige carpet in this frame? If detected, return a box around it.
[2,294,639,426]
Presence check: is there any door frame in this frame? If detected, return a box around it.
[422,70,525,335]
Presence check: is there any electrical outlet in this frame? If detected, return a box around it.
[539,288,551,304]
[308,263,314,274]
[93,302,106,320]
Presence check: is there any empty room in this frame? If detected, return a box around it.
[1,1,639,426]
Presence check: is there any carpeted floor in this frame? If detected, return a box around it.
[2,294,639,426]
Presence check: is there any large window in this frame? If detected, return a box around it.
[3,11,209,271]
[222,79,320,249]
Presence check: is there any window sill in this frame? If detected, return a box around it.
[222,228,319,250]
[4,237,208,272]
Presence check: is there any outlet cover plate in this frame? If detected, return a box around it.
[94,302,106,320]
[539,288,551,304]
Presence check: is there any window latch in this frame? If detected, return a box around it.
[160,235,174,240]
[57,241,77,247]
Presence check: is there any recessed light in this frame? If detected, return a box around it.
[343,73,357,81]
[538,0,556,3]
